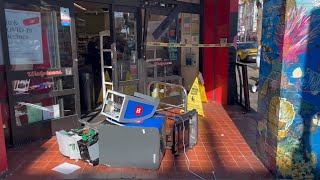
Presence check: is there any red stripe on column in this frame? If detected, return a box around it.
[214,0,230,105]
[203,0,215,101]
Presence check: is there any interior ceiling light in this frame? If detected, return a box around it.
[77,18,86,22]
[74,3,87,11]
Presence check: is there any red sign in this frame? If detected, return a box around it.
[23,17,40,26]
[134,106,143,116]
[27,70,63,78]
[152,61,172,66]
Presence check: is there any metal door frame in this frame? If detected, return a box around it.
[0,0,80,145]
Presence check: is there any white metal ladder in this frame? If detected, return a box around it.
[99,30,112,101]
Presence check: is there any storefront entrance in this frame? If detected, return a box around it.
[0,0,202,146]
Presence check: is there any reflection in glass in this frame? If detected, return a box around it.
[114,12,137,62]
[12,76,74,95]
[114,11,139,86]
[14,95,75,126]
[145,15,178,78]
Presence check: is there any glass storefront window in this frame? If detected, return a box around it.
[179,13,200,90]
[114,11,139,83]
[14,95,75,126]
[146,15,178,78]
[114,12,137,62]
[4,3,73,71]
[4,3,76,96]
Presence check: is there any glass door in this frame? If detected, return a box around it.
[1,0,80,145]
[111,6,142,95]
[144,8,182,87]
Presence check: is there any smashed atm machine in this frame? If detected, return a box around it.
[56,90,198,169]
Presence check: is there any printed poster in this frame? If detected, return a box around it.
[5,9,43,65]
[27,103,43,124]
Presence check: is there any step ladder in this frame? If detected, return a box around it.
[99,30,112,101]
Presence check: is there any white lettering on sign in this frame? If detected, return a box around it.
[134,106,143,116]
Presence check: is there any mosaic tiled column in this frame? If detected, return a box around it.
[257,0,320,178]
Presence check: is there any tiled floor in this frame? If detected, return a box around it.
[2,103,272,180]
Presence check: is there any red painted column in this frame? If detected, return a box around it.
[203,0,238,105]
[203,0,215,101]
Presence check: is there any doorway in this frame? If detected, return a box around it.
[73,1,111,113]
[74,1,143,114]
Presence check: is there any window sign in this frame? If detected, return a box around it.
[60,7,71,27]
[5,9,43,65]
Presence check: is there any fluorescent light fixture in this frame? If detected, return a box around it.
[74,3,87,11]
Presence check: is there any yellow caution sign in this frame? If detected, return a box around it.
[123,72,137,95]
[198,73,208,103]
[187,77,205,117]
[199,84,208,103]
[97,70,112,103]
[146,42,233,48]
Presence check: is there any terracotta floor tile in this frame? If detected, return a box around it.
[217,151,232,157]
[4,102,272,179]
[162,164,175,173]
[236,161,252,168]
[241,151,255,157]
[32,161,49,169]
[223,160,237,167]
[229,150,244,157]
[194,146,206,152]
[197,155,209,161]
[198,160,213,167]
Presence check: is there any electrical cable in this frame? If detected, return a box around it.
[181,116,206,180]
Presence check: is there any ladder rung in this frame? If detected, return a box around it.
[104,82,113,85]
[103,49,111,52]
[104,66,112,68]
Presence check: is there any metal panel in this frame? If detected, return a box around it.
[99,125,162,169]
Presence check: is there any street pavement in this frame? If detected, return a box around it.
[247,63,259,112]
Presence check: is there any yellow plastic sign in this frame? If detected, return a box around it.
[187,77,205,117]
[97,70,112,103]
[199,84,208,103]
[123,72,137,95]
[197,73,208,103]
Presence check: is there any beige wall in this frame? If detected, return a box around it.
[180,13,200,90]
